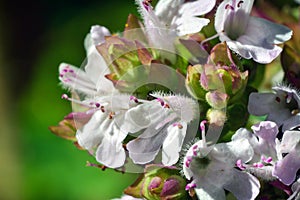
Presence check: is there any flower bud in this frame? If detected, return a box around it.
[207,109,227,127]
[96,36,153,91]
[124,165,187,200]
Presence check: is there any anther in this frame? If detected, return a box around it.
[225,4,234,10]
[275,96,281,103]
[100,106,105,113]
[61,94,69,99]
[156,98,165,106]
[164,103,170,109]
[261,156,272,163]
[185,182,196,191]
[109,111,115,119]
[236,159,246,170]
[237,1,244,8]
[185,156,192,168]
[253,162,264,168]
[130,96,139,103]
[95,103,101,108]
[200,120,207,132]
[173,122,183,129]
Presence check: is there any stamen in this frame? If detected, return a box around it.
[185,182,196,191]
[253,162,264,168]
[130,96,139,103]
[109,111,116,119]
[225,4,234,10]
[173,122,183,129]
[95,103,101,108]
[236,159,246,170]
[61,93,101,109]
[100,106,105,113]
[142,0,152,11]
[164,103,170,109]
[185,156,192,168]
[61,94,69,99]
[237,1,244,8]
[59,65,97,93]
[261,155,272,163]
[156,98,165,106]
[275,96,281,103]
[200,120,207,147]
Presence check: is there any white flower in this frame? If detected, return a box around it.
[58,26,139,168]
[214,0,292,64]
[124,92,198,166]
[136,0,215,51]
[59,25,113,96]
[273,130,300,185]
[248,85,300,131]
[183,138,260,200]
[75,94,138,168]
[232,121,300,185]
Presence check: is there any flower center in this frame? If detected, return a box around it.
[223,0,249,41]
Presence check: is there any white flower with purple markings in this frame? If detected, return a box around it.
[214,0,292,63]
[124,92,198,166]
[183,122,260,200]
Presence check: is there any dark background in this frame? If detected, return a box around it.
[0,0,140,199]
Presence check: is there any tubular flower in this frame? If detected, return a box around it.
[59,25,113,96]
[215,0,292,64]
[182,137,260,200]
[136,0,215,51]
[248,85,300,131]
[124,92,199,166]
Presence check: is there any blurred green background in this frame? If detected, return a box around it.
[0,0,140,199]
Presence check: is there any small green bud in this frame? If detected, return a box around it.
[124,165,187,200]
[205,91,229,109]
[185,65,206,100]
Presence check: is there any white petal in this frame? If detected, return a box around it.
[215,0,254,34]
[195,184,226,200]
[227,40,283,64]
[90,25,111,46]
[84,47,114,92]
[126,124,168,164]
[282,115,300,131]
[76,111,107,150]
[59,63,97,95]
[224,169,260,200]
[212,139,254,164]
[121,102,167,133]
[162,122,187,166]
[179,0,216,17]
[248,93,276,116]
[280,130,300,153]
[95,122,127,168]
[243,17,292,46]
[248,92,292,124]
[96,139,126,169]
[155,0,183,26]
[175,16,210,36]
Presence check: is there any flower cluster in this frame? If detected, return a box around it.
[50,0,300,199]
